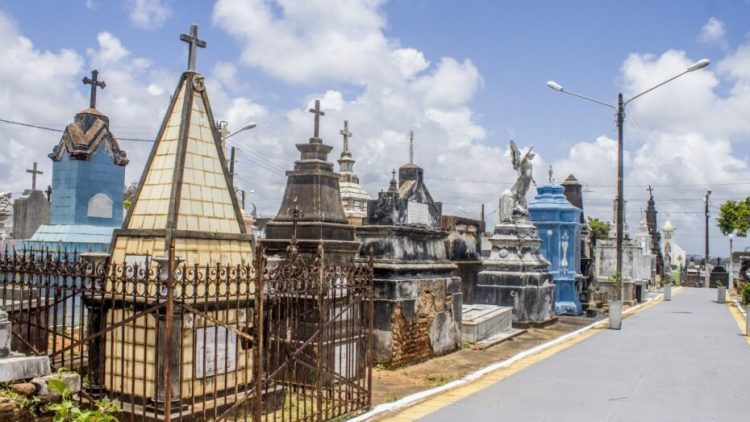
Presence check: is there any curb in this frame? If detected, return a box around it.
[351,290,669,422]
[730,295,747,318]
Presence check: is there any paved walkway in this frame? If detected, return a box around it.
[418,288,750,422]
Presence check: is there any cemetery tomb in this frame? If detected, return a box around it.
[357,133,462,367]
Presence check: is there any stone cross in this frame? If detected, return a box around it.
[26,162,43,191]
[180,24,206,72]
[340,120,352,153]
[409,130,414,164]
[647,185,654,199]
[82,69,106,109]
[309,99,325,140]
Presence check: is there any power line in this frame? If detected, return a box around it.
[0,116,153,143]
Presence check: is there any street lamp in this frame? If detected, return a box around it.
[218,121,257,187]
[224,122,257,141]
[547,58,710,305]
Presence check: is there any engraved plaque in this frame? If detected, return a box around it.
[87,193,113,219]
[195,325,238,378]
[407,201,430,225]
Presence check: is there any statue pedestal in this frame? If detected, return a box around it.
[474,215,557,327]
[553,273,582,315]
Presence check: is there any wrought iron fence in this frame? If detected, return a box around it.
[0,245,373,421]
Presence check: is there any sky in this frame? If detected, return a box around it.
[0,0,749,257]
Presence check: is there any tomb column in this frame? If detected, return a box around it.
[80,252,110,398]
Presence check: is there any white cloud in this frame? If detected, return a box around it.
[553,40,750,255]
[127,0,171,30]
[212,0,498,217]
[700,17,727,47]
[0,12,83,193]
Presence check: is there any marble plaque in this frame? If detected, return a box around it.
[195,325,238,378]
[407,201,430,225]
[87,193,113,219]
[334,342,357,379]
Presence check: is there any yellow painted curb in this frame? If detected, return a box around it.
[725,299,750,346]
[381,293,668,421]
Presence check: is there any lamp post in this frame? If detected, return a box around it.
[728,232,735,290]
[704,189,712,287]
[547,58,710,306]
[218,121,257,188]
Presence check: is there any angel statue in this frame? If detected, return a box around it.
[0,192,12,218]
[509,140,536,215]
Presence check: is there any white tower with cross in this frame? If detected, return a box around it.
[336,120,370,226]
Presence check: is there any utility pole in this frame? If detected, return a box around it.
[615,93,625,301]
[705,189,712,287]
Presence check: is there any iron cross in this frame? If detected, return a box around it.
[647,185,654,198]
[82,70,106,109]
[309,99,325,140]
[340,120,353,153]
[26,162,43,191]
[180,24,206,72]
[409,130,414,164]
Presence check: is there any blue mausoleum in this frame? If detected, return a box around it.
[529,183,583,315]
[25,99,129,254]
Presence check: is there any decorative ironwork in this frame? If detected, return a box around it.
[0,244,373,421]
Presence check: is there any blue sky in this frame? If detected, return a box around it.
[0,0,748,255]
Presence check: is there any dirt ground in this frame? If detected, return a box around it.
[371,315,606,405]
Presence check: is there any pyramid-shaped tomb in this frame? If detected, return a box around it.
[110,72,252,266]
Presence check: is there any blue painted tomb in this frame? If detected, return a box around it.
[529,184,583,315]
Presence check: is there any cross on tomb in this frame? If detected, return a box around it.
[26,162,43,191]
[340,120,353,153]
[180,24,206,72]
[309,99,325,141]
[409,130,414,164]
[82,70,106,109]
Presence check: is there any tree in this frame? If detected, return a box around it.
[123,182,138,210]
[717,197,750,237]
[588,217,610,241]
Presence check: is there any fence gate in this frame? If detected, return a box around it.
[0,246,373,422]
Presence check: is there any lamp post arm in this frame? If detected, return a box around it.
[624,69,691,106]
[556,89,615,110]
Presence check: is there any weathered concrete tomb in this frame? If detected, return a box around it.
[337,120,370,227]
[263,101,360,262]
[594,198,644,302]
[474,141,556,327]
[357,136,462,367]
